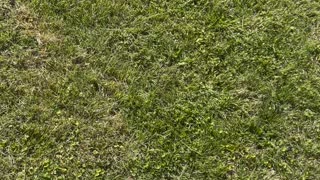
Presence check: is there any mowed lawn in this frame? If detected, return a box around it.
[1,0,320,179]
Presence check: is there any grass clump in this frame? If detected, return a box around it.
[1,0,320,179]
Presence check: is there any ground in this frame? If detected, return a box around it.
[1,0,320,179]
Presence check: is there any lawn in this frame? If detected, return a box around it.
[1,0,320,179]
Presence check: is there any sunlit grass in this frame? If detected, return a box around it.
[1,0,320,179]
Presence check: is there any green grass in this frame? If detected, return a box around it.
[1,0,320,179]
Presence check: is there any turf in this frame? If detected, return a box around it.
[1,0,320,179]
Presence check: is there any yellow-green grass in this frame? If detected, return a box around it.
[1,0,320,179]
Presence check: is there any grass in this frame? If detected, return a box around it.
[1,0,320,179]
